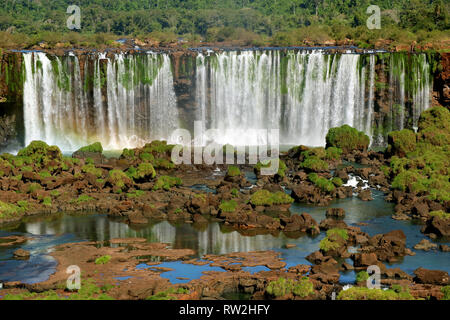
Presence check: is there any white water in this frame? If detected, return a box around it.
[22,52,178,151]
[22,50,432,150]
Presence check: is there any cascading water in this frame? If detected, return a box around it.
[21,49,432,151]
[22,51,179,151]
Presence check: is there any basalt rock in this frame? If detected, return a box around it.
[422,216,450,238]
[413,268,450,286]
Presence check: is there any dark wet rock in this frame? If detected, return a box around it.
[440,244,450,252]
[319,218,347,231]
[358,189,373,201]
[281,213,318,233]
[13,249,30,259]
[306,251,325,264]
[422,216,450,238]
[413,268,450,286]
[358,230,408,263]
[392,212,411,221]
[325,208,345,218]
[352,252,378,268]
[414,239,438,251]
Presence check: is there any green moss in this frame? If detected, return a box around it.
[108,170,132,189]
[27,183,41,193]
[417,106,450,147]
[142,140,175,154]
[71,195,94,204]
[21,166,33,172]
[337,286,414,300]
[17,141,62,165]
[429,210,450,220]
[95,255,111,265]
[327,228,348,240]
[387,129,417,156]
[356,271,369,283]
[128,163,156,181]
[301,157,329,172]
[319,228,347,253]
[227,165,241,177]
[39,170,52,178]
[126,190,145,198]
[81,164,102,178]
[250,189,294,206]
[0,200,24,218]
[219,200,237,213]
[121,148,136,159]
[231,188,239,196]
[153,175,182,191]
[17,200,29,209]
[266,277,313,298]
[331,177,343,187]
[326,125,370,153]
[154,158,174,169]
[325,147,343,160]
[255,159,287,177]
[442,286,450,300]
[319,238,342,252]
[42,196,52,207]
[308,173,335,193]
[139,152,154,163]
[50,190,60,198]
[76,142,103,153]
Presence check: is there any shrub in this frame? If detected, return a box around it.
[266,277,314,298]
[219,200,237,213]
[292,277,314,298]
[417,106,450,146]
[0,201,23,218]
[153,176,182,191]
[331,177,343,187]
[130,163,156,181]
[18,140,62,164]
[76,142,103,153]
[325,125,370,153]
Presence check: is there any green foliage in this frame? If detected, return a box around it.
[95,255,111,265]
[255,159,287,177]
[17,141,62,165]
[154,158,174,169]
[109,170,132,189]
[327,228,349,241]
[231,188,239,197]
[338,286,414,300]
[356,271,369,283]
[139,152,154,163]
[0,200,24,218]
[331,177,343,187]
[219,200,237,213]
[442,286,450,300]
[227,165,241,177]
[266,277,313,298]
[81,164,102,178]
[326,125,370,153]
[27,183,41,193]
[387,129,417,156]
[71,195,94,204]
[50,190,60,198]
[153,175,182,191]
[301,157,329,172]
[128,163,156,181]
[325,147,343,160]
[429,210,450,220]
[42,196,52,207]
[126,190,145,198]
[319,228,347,253]
[250,189,294,206]
[76,142,103,153]
[418,106,450,147]
[308,173,335,193]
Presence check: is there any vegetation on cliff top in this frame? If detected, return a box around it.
[0,0,448,49]
[326,125,370,153]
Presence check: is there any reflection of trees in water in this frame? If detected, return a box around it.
[22,215,292,256]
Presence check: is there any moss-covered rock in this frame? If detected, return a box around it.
[76,142,103,154]
[153,175,182,191]
[17,140,62,165]
[250,189,294,206]
[418,106,450,146]
[308,173,335,193]
[387,129,417,157]
[107,170,133,191]
[0,201,24,219]
[219,199,238,213]
[266,277,314,298]
[301,157,329,172]
[326,125,370,153]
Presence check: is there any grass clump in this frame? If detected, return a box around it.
[0,201,24,218]
[387,129,417,157]
[219,200,238,213]
[308,173,335,193]
[71,195,94,204]
[356,271,369,283]
[429,210,450,220]
[153,176,182,191]
[128,163,156,181]
[250,189,294,206]
[95,255,111,265]
[301,157,329,172]
[227,165,241,177]
[42,196,52,207]
[126,190,145,198]
[326,125,370,153]
[108,170,132,189]
[319,228,348,253]
[255,159,287,177]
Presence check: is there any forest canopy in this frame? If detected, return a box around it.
[0,0,448,49]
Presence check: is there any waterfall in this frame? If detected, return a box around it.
[195,50,432,147]
[21,49,433,151]
[22,51,179,151]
